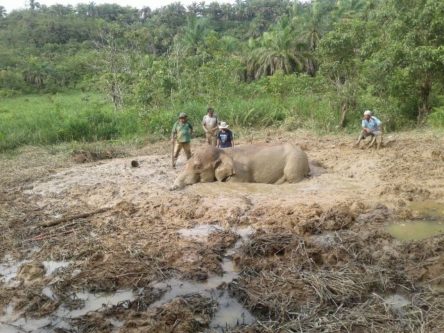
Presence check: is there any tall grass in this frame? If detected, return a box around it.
[0,93,143,151]
[0,91,340,151]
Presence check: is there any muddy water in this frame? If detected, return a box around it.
[386,201,444,241]
[0,255,30,284]
[0,290,135,333]
[178,224,224,238]
[386,220,444,241]
[384,294,410,310]
[151,225,256,331]
[409,200,444,218]
[42,260,70,276]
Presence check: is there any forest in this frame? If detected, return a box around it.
[1,0,444,150]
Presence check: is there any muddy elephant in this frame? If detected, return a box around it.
[171,143,309,190]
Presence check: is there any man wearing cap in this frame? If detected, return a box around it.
[217,122,234,148]
[355,110,383,148]
[171,112,193,168]
[202,107,219,146]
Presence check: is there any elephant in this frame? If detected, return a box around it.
[171,143,309,190]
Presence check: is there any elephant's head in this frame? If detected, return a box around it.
[170,146,235,190]
[214,151,235,182]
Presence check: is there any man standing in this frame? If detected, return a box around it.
[171,112,193,168]
[355,110,383,148]
[202,107,219,146]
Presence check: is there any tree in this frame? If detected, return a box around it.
[317,18,364,127]
[0,6,6,18]
[363,0,444,124]
[246,16,309,80]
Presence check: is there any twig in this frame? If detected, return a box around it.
[40,207,111,227]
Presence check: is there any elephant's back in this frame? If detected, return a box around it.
[230,143,308,183]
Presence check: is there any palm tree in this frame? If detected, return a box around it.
[181,16,207,55]
[246,17,309,80]
[0,6,6,18]
[290,0,336,76]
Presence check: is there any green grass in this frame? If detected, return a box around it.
[0,92,143,151]
[0,91,360,152]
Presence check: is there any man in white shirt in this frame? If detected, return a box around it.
[202,107,219,146]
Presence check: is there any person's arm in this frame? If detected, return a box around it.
[362,119,370,133]
[189,123,193,136]
[231,132,234,147]
[202,116,208,133]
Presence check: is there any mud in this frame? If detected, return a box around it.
[1,131,444,332]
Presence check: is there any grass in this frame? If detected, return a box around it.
[5,90,431,152]
[0,92,143,151]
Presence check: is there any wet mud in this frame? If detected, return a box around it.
[1,131,444,332]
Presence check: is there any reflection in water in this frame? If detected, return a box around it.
[386,220,444,241]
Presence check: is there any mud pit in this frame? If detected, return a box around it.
[1,131,444,332]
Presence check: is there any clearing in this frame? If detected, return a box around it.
[1,130,443,332]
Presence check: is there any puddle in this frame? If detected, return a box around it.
[387,201,444,241]
[384,294,410,310]
[42,260,70,276]
[0,255,30,283]
[56,289,134,318]
[386,220,444,241]
[0,289,134,333]
[409,201,444,218]
[151,258,238,308]
[210,291,256,331]
[178,224,223,238]
[153,225,256,331]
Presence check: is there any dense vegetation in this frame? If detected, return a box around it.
[1,0,444,150]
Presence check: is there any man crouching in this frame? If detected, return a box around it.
[355,110,383,149]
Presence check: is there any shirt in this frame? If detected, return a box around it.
[172,121,193,143]
[217,130,233,148]
[362,116,381,132]
[202,114,218,131]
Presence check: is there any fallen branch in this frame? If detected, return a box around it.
[40,207,111,227]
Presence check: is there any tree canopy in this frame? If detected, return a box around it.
[1,0,444,128]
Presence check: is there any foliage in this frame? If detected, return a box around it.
[1,0,444,150]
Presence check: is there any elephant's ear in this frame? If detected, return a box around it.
[214,153,235,181]
[212,158,221,169]
[193,157,203,170]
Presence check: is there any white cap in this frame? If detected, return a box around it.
[363,110,372,116]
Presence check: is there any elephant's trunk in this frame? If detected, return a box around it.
[170,170,199,191]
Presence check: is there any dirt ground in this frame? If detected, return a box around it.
[1,130,443,333]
